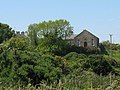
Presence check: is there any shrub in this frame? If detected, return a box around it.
[85,46,99,54]
[99,43,108,54]
[87,55,113,75]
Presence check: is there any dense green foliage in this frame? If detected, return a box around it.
[0,36,65,86]
[0,23,15,44]
[28,19,73,46]
[0,21,120,89]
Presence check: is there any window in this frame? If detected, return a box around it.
[92,39,94,46]
[77,39,80,46]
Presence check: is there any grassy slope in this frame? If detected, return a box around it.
[112,50,120,61]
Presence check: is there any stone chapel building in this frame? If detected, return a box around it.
[66,30,99,47]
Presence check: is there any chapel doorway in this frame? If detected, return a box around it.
[84,42,87,47]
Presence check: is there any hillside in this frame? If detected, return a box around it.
[0,21,120,89]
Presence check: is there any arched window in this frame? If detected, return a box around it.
[77,39,80,46]
[92,39,94,46]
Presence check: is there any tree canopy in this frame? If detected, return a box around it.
[28,19,73,46]
[0,23,15,44]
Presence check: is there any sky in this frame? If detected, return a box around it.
[1,0,120,43]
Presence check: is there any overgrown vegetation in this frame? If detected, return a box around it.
[0,20,120,89]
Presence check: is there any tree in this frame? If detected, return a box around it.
[28,19,73,55]
[0,23,15,44]
[28,24,38,46]
[28,19,73,45]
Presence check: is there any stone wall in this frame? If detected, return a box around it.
[73,30,99,47]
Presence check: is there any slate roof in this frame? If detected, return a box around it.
[66,34,77,39]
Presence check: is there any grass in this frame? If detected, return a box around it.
[0,73,120,90]
[112,50,120,61]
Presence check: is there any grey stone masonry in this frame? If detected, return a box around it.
[66,30,99,47]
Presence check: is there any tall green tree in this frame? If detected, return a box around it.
[28,19,73,46]
[28,24,38,46]
[37,19,73,39]
[28,19,73,55]
[0,23,15,44]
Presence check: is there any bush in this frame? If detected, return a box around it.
[99,43,108,54]
[85,46,99,54]
[87,55,113,75]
